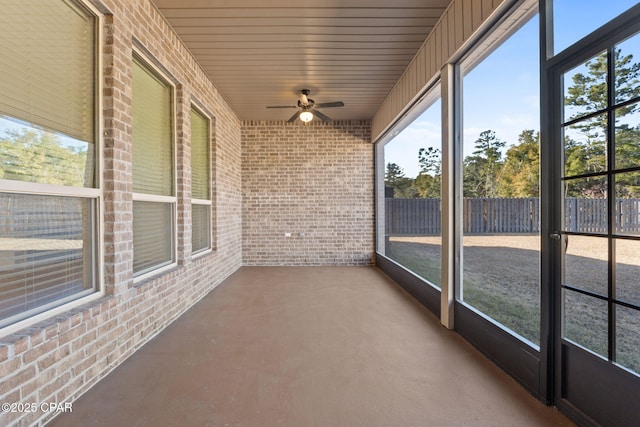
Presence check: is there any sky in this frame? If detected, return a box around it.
[1,1,638,175]
[0,116,88,151]
[384,1,640,179]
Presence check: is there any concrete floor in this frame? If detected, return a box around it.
[49,267,574,426]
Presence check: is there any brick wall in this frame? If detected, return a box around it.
[242,121,375,266]
[0,1,377,425]
[0,0,242,425]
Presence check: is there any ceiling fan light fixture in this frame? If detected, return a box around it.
[266,90,343,123]
[299,111,313,122]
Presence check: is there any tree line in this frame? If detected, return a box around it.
[386,48,640,199]
[0,127,90,187]
[385,128,540,199]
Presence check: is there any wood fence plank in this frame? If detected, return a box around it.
[383,197,640,235]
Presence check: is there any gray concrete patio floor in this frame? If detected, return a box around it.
[48,266,573,426]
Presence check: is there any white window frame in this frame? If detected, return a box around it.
[190,103,213,257]
[131,50,178,281]
[0,0,104,336]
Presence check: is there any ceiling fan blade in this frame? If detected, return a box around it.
[315,101,344,108]
[266,105,297,109]
[287,111,300,123]
[313,110,331,122]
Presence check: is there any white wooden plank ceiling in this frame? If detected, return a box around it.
[152,0,452,121]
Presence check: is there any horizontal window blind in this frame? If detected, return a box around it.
[190,107,211,253]
[132,57,175,275]
[0,193,96,328]
[0,0,95,145]
[191,203,210,253]
[132,201,173,275]
[132,58,173,196]
[190,109,210,200]
[0,0,99,328]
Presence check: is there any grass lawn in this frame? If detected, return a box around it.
[385,234,640,373]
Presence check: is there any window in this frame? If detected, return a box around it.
[460,7,540,345]
[560,31,640,375]
[0,0,99,328]
[131,56,175,276]
[381,85,442,289]
[190,107,211,254]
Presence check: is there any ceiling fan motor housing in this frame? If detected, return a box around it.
[266,88,343,122]
[299,89,313,107]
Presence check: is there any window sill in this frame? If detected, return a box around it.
[0,291,106,339]
[132,262,180,288]
[192,248,213,260]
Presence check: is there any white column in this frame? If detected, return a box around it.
[440,63,459,329]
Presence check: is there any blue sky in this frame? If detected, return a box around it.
[1,1,638,174]
[385,1,639,178]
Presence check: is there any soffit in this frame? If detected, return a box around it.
[152,0,452,121]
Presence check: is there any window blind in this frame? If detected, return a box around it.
[0,193,95,327]
[190,109,210,200]
[191,203,210,253]
[132,201,173,275]
[190,108,210,253]
[0,0,95,144]
[132,58,173,196]
[0,0,98,328]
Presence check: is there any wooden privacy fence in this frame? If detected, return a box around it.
[0,193,85,238]
[385,197,640,235]
[385,198,442,235]
[565,198,640,233]
[463,198,540,234]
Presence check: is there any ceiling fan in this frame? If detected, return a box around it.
[266,89,344,123]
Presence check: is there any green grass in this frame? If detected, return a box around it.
[463,284,540,344]
[386,238,540,343]
[386,237,640,374]
[385,241,441,287]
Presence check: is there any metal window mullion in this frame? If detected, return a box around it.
[539,0,557,404]
[606,45,617,363]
